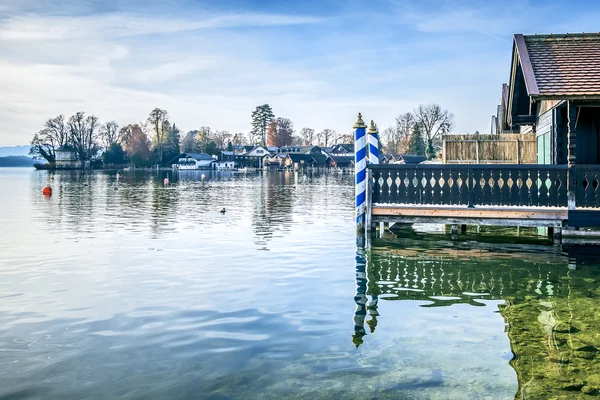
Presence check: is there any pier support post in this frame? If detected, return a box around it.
[354,113,368,233]
[451,224,459,240]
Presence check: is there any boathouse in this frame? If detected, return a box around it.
[353,34,600,238]
[502,33,600,165]
[172,153,215,170]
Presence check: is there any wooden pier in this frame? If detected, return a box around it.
[364,164,600,239]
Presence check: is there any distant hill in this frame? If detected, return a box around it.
[0,145,30,157]
[0,156,36,167]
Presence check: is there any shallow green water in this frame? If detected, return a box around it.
[0,168,599,399]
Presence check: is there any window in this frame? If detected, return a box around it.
[537,133,551,164]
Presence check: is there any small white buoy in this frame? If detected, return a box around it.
[116,172,121,180]
[164,178,169,186]
[201,174,206,180]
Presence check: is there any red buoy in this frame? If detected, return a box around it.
[42,185,52,196]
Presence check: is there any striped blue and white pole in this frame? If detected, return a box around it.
[367,120,379,165]
[354,113,368,231]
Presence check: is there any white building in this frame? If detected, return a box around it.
[55,145,81,169]
[245,146,269,157]
[214,160,235,170]
[173,153,216,170]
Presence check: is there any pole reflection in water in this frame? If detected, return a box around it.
[353,239,379,347]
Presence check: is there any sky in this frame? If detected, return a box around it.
[1,0,600,146]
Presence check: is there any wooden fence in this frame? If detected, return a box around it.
[442,134,536,164]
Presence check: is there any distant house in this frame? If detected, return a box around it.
[327,155,354,169]
[284,153,329,170]
[172,153,216,170]
[329,144,355,156]
[214,160,235,170]
[234,154,261,168]
[219,151,235,161]
[498,33,600,165]
[267,146,279,153]
[263,153,287,169]
[55,145,80,169]
[400,155,428,164]
[279,145,323,155]
[245,146,269,157]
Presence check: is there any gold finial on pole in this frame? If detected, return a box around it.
[353,112,367,129]
[367,120,378,134]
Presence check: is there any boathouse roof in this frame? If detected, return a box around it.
[286,153,328,165]
[329,155,354,166]
[182,153,215,161]
[513,33,600,98]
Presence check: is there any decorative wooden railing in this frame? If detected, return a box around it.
[370,164,600,210]
[571,166,600,208]
[370,164,572,208]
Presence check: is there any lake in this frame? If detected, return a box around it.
[1,167,599,399]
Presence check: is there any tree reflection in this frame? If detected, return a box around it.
[252,172,294,250]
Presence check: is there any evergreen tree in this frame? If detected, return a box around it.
[103,143,126,165]
[407,124,426,156]
[227,141,233,151]
[250,104,275,145]
[205,141,218,155]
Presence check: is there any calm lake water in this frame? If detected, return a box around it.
[1,167,600,399]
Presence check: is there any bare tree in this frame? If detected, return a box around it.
[29,115,69,163]
[318,129,335,147]
[413,104,454,159]
[68,112,100,166]
[212,130,232,149]
[181,131,196,152]
[100,121,120,149]
[275,117,294,147]
[194,126,212,153]
[146,108,169,163]
[299,127,315,145]
[121,124,152,167]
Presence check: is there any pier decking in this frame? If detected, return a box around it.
[365,164,600,234]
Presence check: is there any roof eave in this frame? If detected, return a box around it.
[514,34,540,96]
[533,94,600,101]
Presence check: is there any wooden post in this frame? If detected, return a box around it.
[442,139,447,164]
[567,100,577,166]
[516,140,520,164]
[451,224,459,240]
[475,140,479,163]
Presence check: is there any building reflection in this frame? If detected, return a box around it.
[251,171,295,250]
[352,238,600,398]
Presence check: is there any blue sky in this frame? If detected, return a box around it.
[1,0,600,145]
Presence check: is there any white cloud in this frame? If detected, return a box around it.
[0,13,326,41]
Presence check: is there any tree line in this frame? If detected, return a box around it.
[30,108,182,168]
[381,104,454,159]
[29,103,453,167]
[250,104,353,148]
